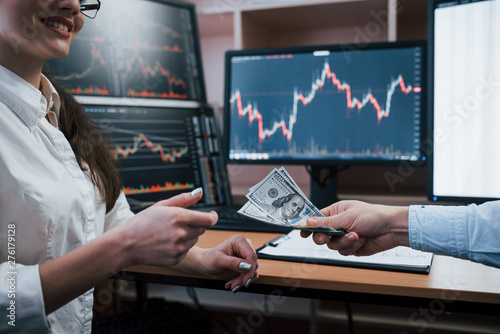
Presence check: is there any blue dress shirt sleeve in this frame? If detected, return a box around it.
[409,200,500,268]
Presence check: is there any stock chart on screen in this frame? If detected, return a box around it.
[45,0,204,101]
[225,43,424,164]
[86,106,226,210]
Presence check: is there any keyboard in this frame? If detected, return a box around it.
[213,208,291,233]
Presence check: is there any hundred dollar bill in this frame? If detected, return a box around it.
[245,168,323,226]
[249,167,304,197]
[277,167,308,199]
[237,201,284,226]
[249,168,304,198]
[238,201,345,235]
[240,167,347,235]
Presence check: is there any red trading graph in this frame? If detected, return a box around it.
[53,42,112,96]
[72,85,110,95]
[123,181,194,195]
[230,61,421,144]
[133,38,183,53]
[127,88,188,99]
[55,44,106,81]
[114,133,189,164]
[125,56,189,99]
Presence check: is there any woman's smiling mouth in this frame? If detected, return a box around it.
[41,17,74,35]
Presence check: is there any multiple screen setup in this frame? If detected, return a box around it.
[44,0,499,231]
[45,0,232,213]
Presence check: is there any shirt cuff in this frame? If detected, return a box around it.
[408,204,468,259]
[1,263,49,333]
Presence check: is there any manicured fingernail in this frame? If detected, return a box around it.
[347,233,356,241]
[225,284,232,291]
[232,286,241,294]
[308,218,318,227]
[238,262,251,272]
[191,187,203,196]
[245,278,253,288]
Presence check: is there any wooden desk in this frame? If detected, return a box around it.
[119,230,500,316]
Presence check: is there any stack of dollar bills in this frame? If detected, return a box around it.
[238,167,346,235]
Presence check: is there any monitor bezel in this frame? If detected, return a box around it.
[223,40,427,167]
[426,0,499,204]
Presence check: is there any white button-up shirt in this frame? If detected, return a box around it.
[0,65,134,333]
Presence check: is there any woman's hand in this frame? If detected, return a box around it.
[300,200,409,256]
[118,189,218,267]
[195,235,259,293]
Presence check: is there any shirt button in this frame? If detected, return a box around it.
[29,118,36,126]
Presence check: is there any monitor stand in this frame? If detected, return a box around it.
[309,165,340,210]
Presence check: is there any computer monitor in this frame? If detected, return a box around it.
[223,41,426,206]
[85,105,230,212]
[45,0,206,102]
[428,0,500,203]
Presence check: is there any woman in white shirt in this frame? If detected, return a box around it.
[0,1,258,332]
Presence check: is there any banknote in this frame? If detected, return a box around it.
[239,168,347,235]
[238,201,345,234]
[249,167,304,198]
[237,202,283,225]
[277,167,308,199]
[245,168,323,222]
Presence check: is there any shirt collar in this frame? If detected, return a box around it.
[0,65,61,131]
[40,73,61,128]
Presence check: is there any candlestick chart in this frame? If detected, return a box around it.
[44,0,203,101]
[227,46,423,162]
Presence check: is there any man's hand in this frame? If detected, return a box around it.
[300,200,409,256]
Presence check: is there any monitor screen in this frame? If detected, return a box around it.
[85,105,230,211]
[45,0,205,102]
[428,0,500,203]
[223,41,426,166]
[42,0,225,211]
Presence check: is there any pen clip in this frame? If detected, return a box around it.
[266,234,290,247]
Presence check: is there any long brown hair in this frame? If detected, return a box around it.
[43,70,122,213]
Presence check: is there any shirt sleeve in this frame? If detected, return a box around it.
[0,263,49,333]
[103,191,135,232]
[409,200,500,268]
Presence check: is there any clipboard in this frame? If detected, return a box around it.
[256,230,434,274]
